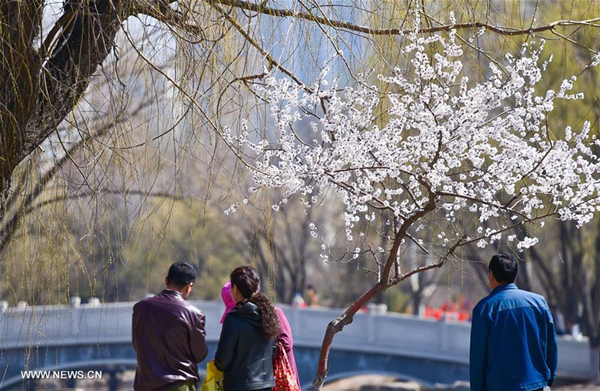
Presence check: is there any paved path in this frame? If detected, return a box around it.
[322,375,600,391]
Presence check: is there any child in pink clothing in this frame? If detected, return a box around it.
[220,281,236,324]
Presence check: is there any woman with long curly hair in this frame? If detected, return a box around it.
[215,266,281,391]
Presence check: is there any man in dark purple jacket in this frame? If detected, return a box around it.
[133,262,208,391]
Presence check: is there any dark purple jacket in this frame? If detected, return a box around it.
[275,307,300,387]
[132,289,208,391]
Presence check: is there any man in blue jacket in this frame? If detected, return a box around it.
[470,253,557,391]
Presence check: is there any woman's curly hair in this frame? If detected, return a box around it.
[230,265,281,339]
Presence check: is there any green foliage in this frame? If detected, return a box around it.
[382,288,410,313]
[120,200,247,301]
[0,197,248,305]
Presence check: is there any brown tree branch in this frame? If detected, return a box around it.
[311,180,437,390]
[24,1,128,156]
[310,230,461,391]
[211,0,600,37]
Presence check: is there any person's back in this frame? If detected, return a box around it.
[216,302,275,390]
[215,265,279,391]
[470,254,557,391]
[471,284,556,390]
[133,262,208,391]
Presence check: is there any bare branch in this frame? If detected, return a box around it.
[212,0,600,37]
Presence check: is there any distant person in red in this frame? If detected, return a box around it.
[440,297,458,313]
[132,262,208,391]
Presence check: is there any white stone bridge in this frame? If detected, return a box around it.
[0,300,593,390]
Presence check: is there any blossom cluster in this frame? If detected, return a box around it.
[224,14,600,254]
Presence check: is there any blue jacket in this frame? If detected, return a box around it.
[470,284,557,391]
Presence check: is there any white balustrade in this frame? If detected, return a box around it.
[0,301,592,380]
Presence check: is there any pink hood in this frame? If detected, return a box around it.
[220,281,236,324]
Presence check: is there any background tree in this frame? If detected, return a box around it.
[231,197,321,303]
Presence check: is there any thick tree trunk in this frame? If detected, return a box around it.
[0,1,43,215]
[0,0,168,216]
[0,0,179,235]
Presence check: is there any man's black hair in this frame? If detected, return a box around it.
[167,262,197,288]
[489,253,518,284]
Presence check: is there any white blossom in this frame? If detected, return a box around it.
[517,237,539,251]
[592,52,600,67]
[229,15,600,253]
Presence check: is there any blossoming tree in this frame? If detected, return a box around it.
[225,12,600,390]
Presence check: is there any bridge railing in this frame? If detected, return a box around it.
[277,305,592,379]
[0,300,593,380]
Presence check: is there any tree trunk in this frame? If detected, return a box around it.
[412,291,421,316]
[558,222,585,324]
[590,344,600,385]
[0,1,42,216]
[0,0,171,221]
[310,282,388,390]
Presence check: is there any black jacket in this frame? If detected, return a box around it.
[215,302,275,391]
[132,289,208,390]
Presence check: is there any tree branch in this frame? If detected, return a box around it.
[0,98,154,257]
[212,0,600,37]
